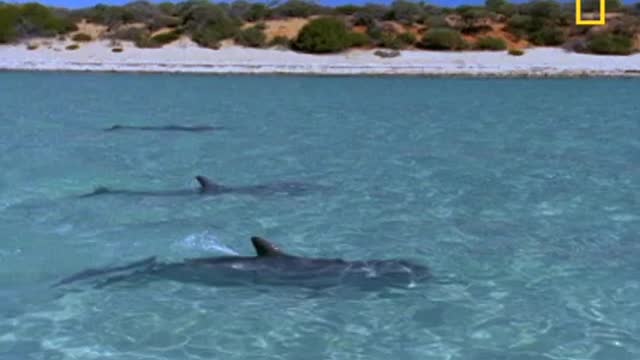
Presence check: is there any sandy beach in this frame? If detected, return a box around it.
[1,38,639,76]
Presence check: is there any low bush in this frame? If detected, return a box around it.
[334,4,360,15]
[422,15,449,28]
[475,36,507,50]
[269,35,290,48]
[111,47,124,52]
[506,14,533,39]
[19,3,77,36]
[110,26,148,43]
[244,3,271,22]
[387,0,425,25]
[234,26,267,48]
[191,28,223,49]
[71,32,92,42]
[109,27,164,48]
[190,22,241,49]
[375,30,416,49]
[587,33,634,55]
[508,48,524,56]
[529,27,565,46]
[65,43,80,50]
[272,0,329,18]
[378,33,403,49]
[150,30,181,46]
[397,32,416,46]
[0,3,76,42]
[418,28,467,50]
[293,17,352,53]
[352,4,388,27]
[348,32,370,47]
[0,4,20,43]
[181,2,241,49]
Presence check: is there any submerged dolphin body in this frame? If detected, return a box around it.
[104,125,224,132]
[79,176,320,198]
[56,237,430,290]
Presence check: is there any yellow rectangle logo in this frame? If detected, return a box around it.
[576,0,606,25]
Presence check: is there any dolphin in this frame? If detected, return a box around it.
[55,237,430,290]
[104,125,224,132]
[79,176,321,198]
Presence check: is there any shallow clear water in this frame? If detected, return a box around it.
[1,73,639,359]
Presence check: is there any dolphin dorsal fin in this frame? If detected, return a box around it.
[195,175,220,190]
[251,237,286,257]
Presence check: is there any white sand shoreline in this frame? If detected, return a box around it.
[1,40,639,76]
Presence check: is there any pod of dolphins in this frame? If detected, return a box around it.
[57,124,430,293]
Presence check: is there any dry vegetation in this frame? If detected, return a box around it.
[1,0,639,55]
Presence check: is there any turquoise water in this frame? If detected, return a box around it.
[1,73,639,359]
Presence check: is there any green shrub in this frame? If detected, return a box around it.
[508,48,524,56]
[101,1,178,31]
[0,3,77,41]
[229,1,272,22]
[374,31,415,50]
[111,47,124,52]
[475,36,507,50]
[192,28,222,49]
[378,33,403,49]
[485,0,507,12]
[65,43,79,50]
[184,3,241,49]
[506,14,533,38]
[246,3,271,22]
[80,4,134,27]
[519,0,562,19]
[419,28,468,50]
[334,4,360,15]
[0,4,20,43]
[269,35,291,48]
[110,26,148,43]
[157,2,176,16]
[26,42,38,50]
[71,32,92,42]
[352,4,388,27]
[397,32,416,46]
[150,30,181,46]
[422,15,449,28]
[293,17,352,53]
[495,3,517,16]
[529,27,565,46]
[235,26,267,48]
[272,0,329,18]
[109,26,163,48]
[192,24,240,49]
[460,23,492,35]
[135,36,162,48]
[587,33,634,55]
[348,32,370,47]
[18,3,76,37]
[387,0,424,24]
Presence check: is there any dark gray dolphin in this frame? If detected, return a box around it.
[55,237,430,290]
[79,176,321,198]
[104,125,224,132]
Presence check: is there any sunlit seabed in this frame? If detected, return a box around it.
[0,73,639,359]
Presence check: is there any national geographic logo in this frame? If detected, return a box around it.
[576,0,606,25]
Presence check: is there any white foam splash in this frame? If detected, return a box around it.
[180,231,239,255]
